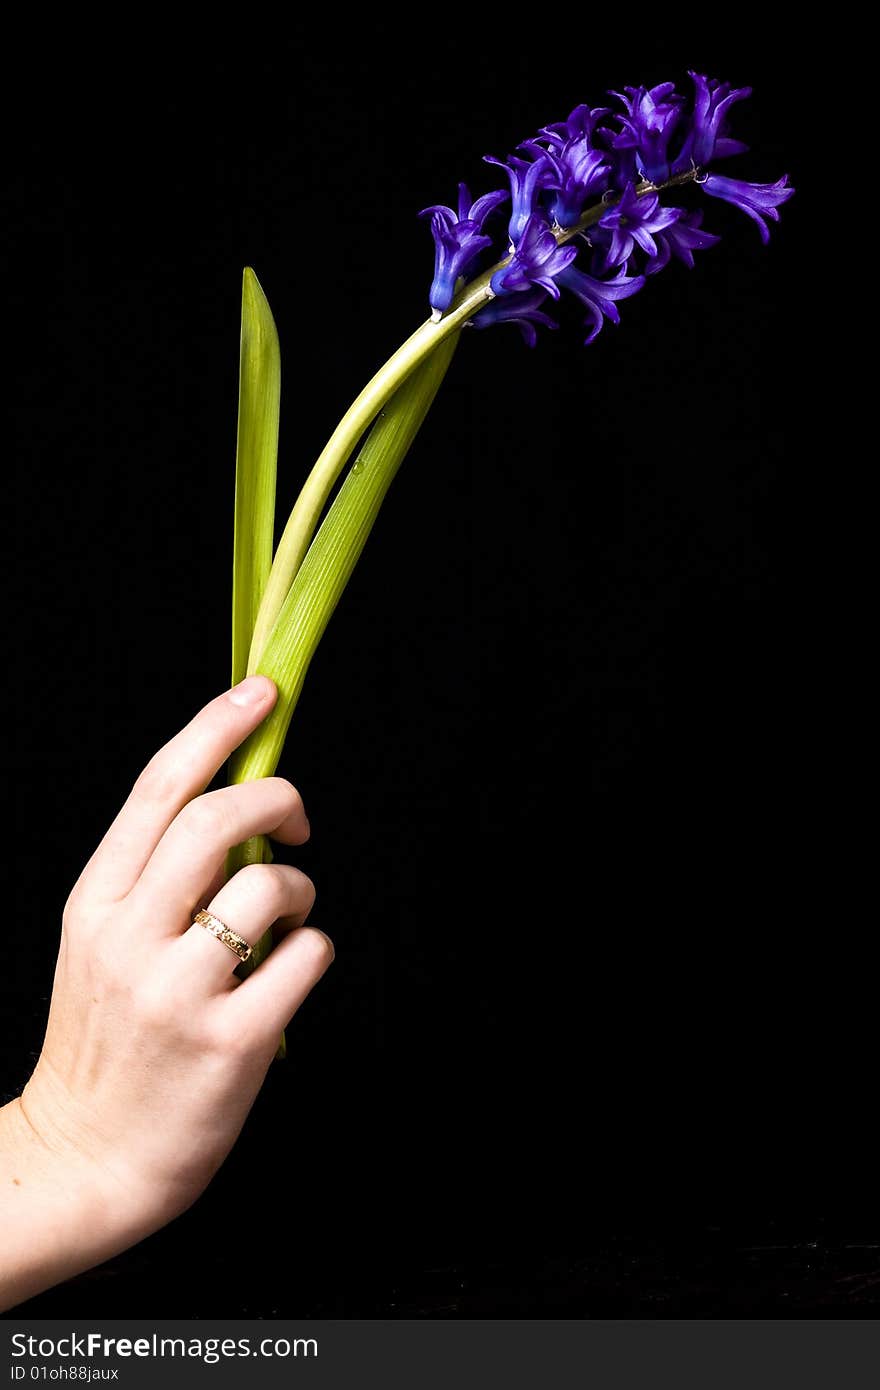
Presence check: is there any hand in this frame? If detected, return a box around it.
[1,676,333,1308]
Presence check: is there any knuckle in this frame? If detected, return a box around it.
[62,888,84,933]
[206,1007,255,1060]
[133,963,194,1033]
[62,887,111,946]
[269,777,303,817]
[233,862,287,910]
[180,793,229,842]
[229,862,315,918]
[223,1023,258,1062]
[86,937,136,996]
[301,925,334,966]
[133,979,172,1029]
[133,756,179,807]
[295,871,317,914]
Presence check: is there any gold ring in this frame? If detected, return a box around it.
[193,909,252,963]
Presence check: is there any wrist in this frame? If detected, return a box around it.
[0,1074,154,1310]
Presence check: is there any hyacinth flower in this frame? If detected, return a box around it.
[699,173,794,243]
[484,152,555,248]
[557,263,647,344]
[644,209,721,275]
[593,182,682,269]
[420,183,509,316]
[470,288,558,347]
[609,81,684,185]
[223,73,793,1049]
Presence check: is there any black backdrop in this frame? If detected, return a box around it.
[6,27,868,1316]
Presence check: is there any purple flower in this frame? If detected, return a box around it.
[471,289,557,347]
[700,172,794,244]
[645,209,721,275]
[557,263,646,344]
[681,71,751,169]
[483,152,554,247]
[610,82,684,185]
[537,102,610,152]
[422,75,793,344]
[544,142,611,229]
[420,182,509,315]
[595,183,681,269]
[490,215,578,298]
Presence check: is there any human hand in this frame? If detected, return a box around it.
[1,676,333,1306]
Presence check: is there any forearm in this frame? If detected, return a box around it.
[0,1095,135,1311]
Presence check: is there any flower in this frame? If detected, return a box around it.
[645,209,721,275]
[420,183,509,315]
[557,263,646,344]
[544,143,611,229]
[700,172,794,243]
[529,102,613,226]
[471,288,557,347]
[483,153,554,248]
[595,183,681,269]
[609,82,684,185]
[490,214,578,298]
[421,74,793,334]
[538,102,610,151]
[681,71,751,169]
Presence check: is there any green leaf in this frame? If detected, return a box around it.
[231,268,280,685]
[230,329,461,790]
[228,321,458,1064]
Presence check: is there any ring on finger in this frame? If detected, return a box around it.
[193,908,252,962]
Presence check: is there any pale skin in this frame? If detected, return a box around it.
[0,676,333,1311]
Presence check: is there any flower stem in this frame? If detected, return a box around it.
[246,310,470,670]
[247,172,696,670]
[228,331,460,1044]
[237,328,460,793]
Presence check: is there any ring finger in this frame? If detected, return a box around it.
[173,861,316,991]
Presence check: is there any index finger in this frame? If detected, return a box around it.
[77,675,278,902]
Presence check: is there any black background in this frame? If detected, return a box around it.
[6,25,871,1316]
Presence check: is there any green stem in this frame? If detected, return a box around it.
[234,330,460,789]
[246,308,471,670]
[229,314,458,1063]
[247,171,696,669]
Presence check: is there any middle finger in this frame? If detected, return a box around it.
[128,777,309,927]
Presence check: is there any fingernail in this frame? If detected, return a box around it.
[229,675,273,707]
